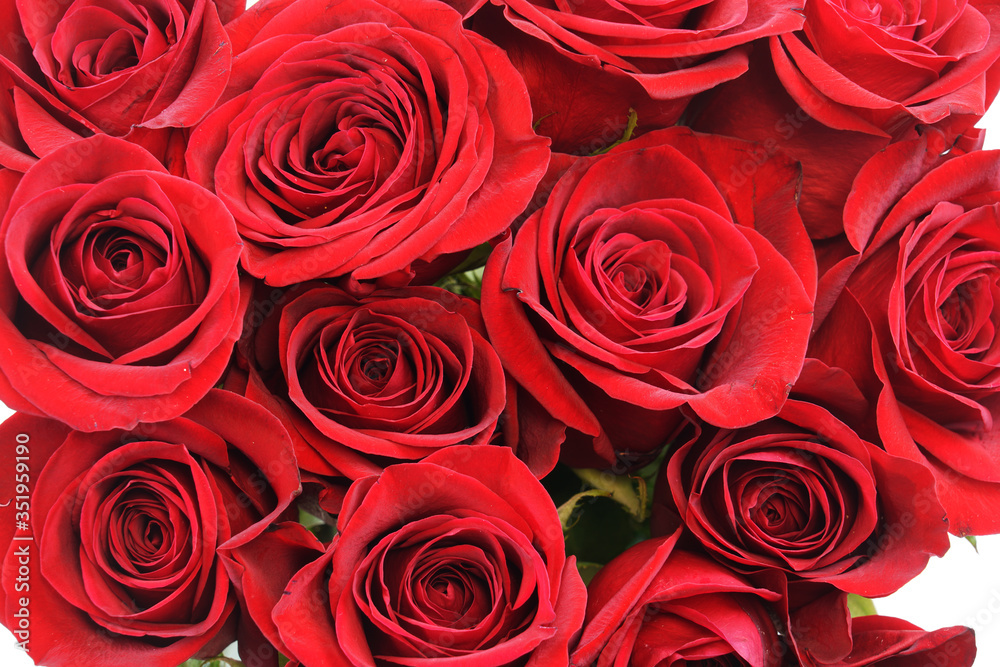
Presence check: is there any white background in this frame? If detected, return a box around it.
[1,98,1000,667]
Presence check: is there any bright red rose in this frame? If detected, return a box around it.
[0,0,238,136]
[481,127,815,468]
[186,0,549,287]
[237,283,509,476]
[0,390,301,667]
[0,134,248,431]
[656,398,950,597]
[0,75,191,184]
[272,445,587,666]
[572,532,784,667]
[812,145,1000,536]
[774,0,1000,139]
[0,61,188,213]
[0,69,92,175]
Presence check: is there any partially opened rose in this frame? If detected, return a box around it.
[0,391,301,667]
[812,146,1000,536]
[0,134,247,431]
[187,0,549,286]
[238,283,508,475]
[571,533,784,667]
[482,127,815,467]
[271,445,587,666]
[0,0,238,136]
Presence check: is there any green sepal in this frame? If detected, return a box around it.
[847,594,877,618]
[558,489,613,532]
[571,468,649,522]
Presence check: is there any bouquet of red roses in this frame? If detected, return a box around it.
[0,0,997,665]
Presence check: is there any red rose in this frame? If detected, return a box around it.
[458,0,804,100]
[0,390,301,667]
[444,0,804,153]
[0,65,94,215]
[186,0,549,287]
[0,134,248,431]
[221,521,325,663]
[775,0,1000,138]
[826,616,975,667]
[0,72,191,199]
[0,71,91,174]
[481,127,815,468]
[812,145,1000,536]
[692,2,1000,239]
[656,398,950,597]
[0,75,191,184]
[571,533,784,667]
[271,445,586,666]
[0,0,237,136]
[238,283,509,475]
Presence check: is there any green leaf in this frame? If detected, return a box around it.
[966,535,979,552]
[847,594,877,618]
[558,489,612,531]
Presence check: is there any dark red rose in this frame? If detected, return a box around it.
[823,616,975,667]
[270,445,586,666]
[812,145,1000,536]
[481,127,815,468]
[0,0,238,137]
[571,532,784,667]
[237,282,510,476]
[691,0,1000,240]
[186,0,549,287]
[445,1,804,153]
[221,521,325,665]
[458,0,804,100]
[656,398,950,597]
[690,46,894,240]
[0,390,301,667]
[0,134,248,431]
